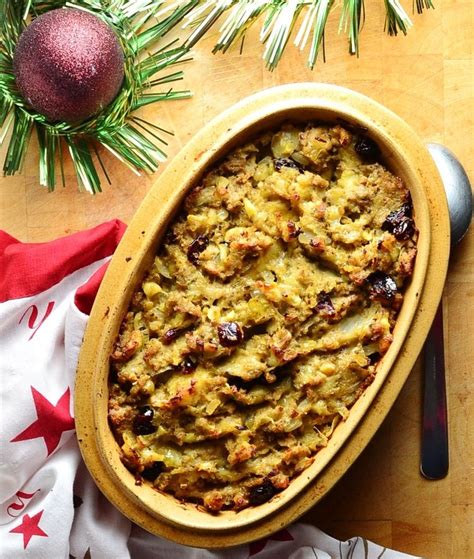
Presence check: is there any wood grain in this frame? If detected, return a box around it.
[1,1,472,557]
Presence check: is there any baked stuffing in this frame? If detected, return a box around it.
[108,123,417,512]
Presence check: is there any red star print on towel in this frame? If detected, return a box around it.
[249,528,294,556]
[11,387,74,456]
[9,510,48,549]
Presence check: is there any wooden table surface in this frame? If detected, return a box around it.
[1,1,472,557]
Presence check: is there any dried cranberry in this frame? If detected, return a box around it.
[133,405,156,435]
[274,158,303,172]
[395,218,414,240]
[141,461,165,481]
[248,480,278,506]
[355,136,380,160]
[217,322,243,347]
[182,355,197,374]
[316,292,336,318]
[382,202,415,241]
[367,271,398,304]
[187,235,209,264]
[162,328,180,345]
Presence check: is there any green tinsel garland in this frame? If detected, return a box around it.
[0,0,198,193]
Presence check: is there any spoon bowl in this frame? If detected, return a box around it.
[427,144,473,246]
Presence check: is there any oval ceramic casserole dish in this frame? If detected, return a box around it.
[75,84,449,547]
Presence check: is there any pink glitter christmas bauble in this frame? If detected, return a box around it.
[13,8,124,123]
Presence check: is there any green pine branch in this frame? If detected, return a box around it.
[181,0,434,70]
[0,0,195,192]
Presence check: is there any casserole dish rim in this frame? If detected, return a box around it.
[75,82,449,546]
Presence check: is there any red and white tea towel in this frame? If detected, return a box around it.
[0,221,422,559]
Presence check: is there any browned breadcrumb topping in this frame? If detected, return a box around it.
[108,123,417,512]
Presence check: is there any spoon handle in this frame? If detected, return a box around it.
[420,303,449,479]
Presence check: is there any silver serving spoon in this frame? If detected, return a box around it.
[420,144,473,480]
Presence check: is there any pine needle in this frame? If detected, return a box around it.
[384,0,412,36]
[414,0,434,15]
[339,0,365,56]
